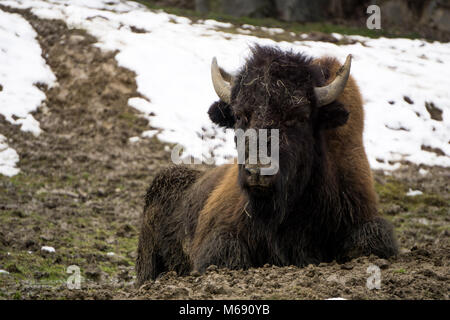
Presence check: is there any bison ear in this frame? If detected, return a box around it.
[317,101,349,130]
[208,100,235,128]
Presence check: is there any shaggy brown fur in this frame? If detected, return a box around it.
[136,46,398,285]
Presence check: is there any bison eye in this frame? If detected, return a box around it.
[234,112,248,126]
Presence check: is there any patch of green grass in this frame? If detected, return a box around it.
[98,263,118,275]
[135,1,421,40]
[8,173,47,189]
[375,179,447,211]
[0,251,67,282]
[12,291,22,300]
[393,268,406,274]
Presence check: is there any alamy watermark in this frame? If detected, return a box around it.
[366,264,381,290]
[67,265,81,290]
[171,128,280,175]
[366,5,381,30]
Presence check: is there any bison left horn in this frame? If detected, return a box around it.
[211,57,232,103]
[314,54,352,107]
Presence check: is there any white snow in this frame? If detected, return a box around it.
[0,9,56,136]
[0,134,20,176]
[419,168,429,176]
[331,33,344,41]
[128,136,140,143]
[0,0,449,171]
[106,252,115,256]
[406,188,423,196]
[0,269,10,274]
[0,8,56,176]
[41,246,56,253]
[142,129,158,139]
[261,26,285,35]
[202,19,233,29]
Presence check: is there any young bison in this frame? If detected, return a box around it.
[136,45,398,285]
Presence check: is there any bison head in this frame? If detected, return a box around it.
[208,46,351,202]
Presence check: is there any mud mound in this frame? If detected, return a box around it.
[131,245,449,300]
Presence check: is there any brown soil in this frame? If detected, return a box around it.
[0,6,448,300]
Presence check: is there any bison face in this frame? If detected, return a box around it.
[208,46,351,198]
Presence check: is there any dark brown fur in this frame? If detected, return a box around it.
[136,46,398,285]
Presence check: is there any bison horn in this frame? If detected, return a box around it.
[211,57,232,104]
[314,54,352,107]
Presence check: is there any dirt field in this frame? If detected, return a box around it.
[0,7,448,300]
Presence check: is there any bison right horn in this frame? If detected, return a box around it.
[211,57,232,104]
[314,54,352,107]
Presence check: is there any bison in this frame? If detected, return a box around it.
[136,45,398,285]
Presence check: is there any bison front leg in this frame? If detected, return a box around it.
[192,233,251,273]
[136,218,162,286]
[339,217,398,261]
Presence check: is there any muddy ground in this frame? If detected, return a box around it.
[0,7,448,300]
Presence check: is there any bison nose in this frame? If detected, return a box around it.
[245,166,260,177]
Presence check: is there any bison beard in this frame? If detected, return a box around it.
[136,45,398,285]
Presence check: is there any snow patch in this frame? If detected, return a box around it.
[0,9,56,136]
[142,129,158,139]
[406,188,423,196]
[1,0,449,170]
[129,136,140,143]
[0,134,20,176]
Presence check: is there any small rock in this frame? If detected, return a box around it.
[118,270,132,282]
[50,189,79,198]
[68,34,85,45]
[40,234,54,241]
[85,266,102,280]
[305,270,315,277]
[96,188,107,197]
[385,204,402,215]
[254,279,263,287]
[129,136,140,143]
[375,259,390,269]
[206,265,218,272]
[416,218,430,225]
[414,248,430,257]
[204,282,226,295]
[190,270,201,277]
[341,263,353,270]
[41,246,56,253]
